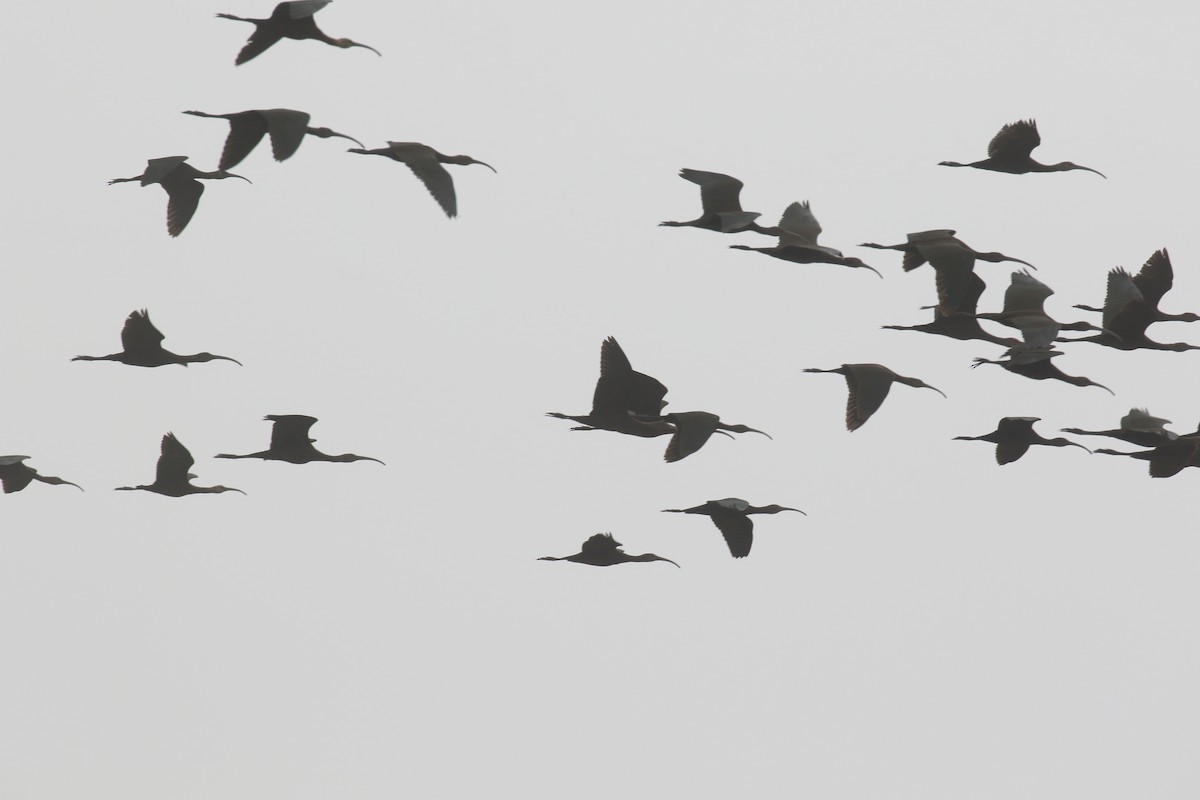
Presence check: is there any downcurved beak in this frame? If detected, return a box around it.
[215,355,243,366]
[225,171,252,184]
[656,556,682,569]
[781,507,808,516]
[363,457,386,465]
[331,131,365,149]
[925,384,948,398]
[1068,442,1092,454]
[227,487,248,495]
[64,480,84,491]
[470,158,497,173]
[1082,166,1107,179]
[351,41,382,56]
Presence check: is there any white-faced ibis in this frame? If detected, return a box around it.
[117,434,244,497]
[662,498,804,559]
[971,346,1113,394]
[0,456,82,494]
[109,156,250,237]
[859,229,1035,273]
[1062,408,1178,448]
[548,337,672,438]
[662,411,770,463]
[1059,267,1200,352]
[73,310,241,368]
[538,533,679,568]
[217,0,380,65]
[730,201,880,276]
[939,119,1105,177]
[347,142,494,218]
[1075,249,1198,324]
[216,415,384,465]
[659,169,772,234]
[1093,436,1200,478]
[803,363,945,431]
[954,417,1090,465]
[184,108,363,169]
[972,270,1108,347]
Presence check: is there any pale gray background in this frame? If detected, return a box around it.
[2,2,1197,797]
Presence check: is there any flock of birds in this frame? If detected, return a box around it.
[8,3,1199,570]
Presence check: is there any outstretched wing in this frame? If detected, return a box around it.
[157,433,195,485]
[707,510,753,558]
[267,415,319,451]
[988,119,1040,159]
[679,169,745,214]
[120,310,165,355]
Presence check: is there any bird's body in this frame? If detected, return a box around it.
[939,119,1105,177]
[348,141,494,218]
[216,415,384,464]
[109,156,249,237]
[548,337,672,438]
[954,417,1089,465]
[217,0,380,64]
[1093,437,1200,478]
[117,434,243,497]
[859,229,1034,274]
[971,346,1113,393]
[972,270,1106,347]
[1062,408,1178,448]
[882,255,1020,346]
[662,498,804,559]
[1075,249,1199,324]
[803,363,945,431]
[0,456,82,494]
[73,310,241,368]
[184,108,363,169]
[660,169,772,233]
[1059,266,1200,351]
[539,533,679,568]
[730,201,880,276]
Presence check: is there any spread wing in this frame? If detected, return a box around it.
[708,510,753,558]
[988,119,1040,159]
[120,310,165,355]
[679,169,745,214]
[156,433,194,485]
[267,415,319,451]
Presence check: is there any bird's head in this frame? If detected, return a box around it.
[192,352,244,366]
[842,257,882,278]
[217,170,252,184]
[335,38,381,56]
[308,127,365,148]
[446,154,497,173]
[211,485,247,495]
[333,453,386,465]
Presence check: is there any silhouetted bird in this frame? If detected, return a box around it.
[860,229,1035,273]
[972,270,1108,347]
[1062,408,1178,448]
[803,363,945,431]
[548,337,672,438]
[971,346,1113,394]
[216,415,384,464]
[109,156,249,237]
[660,169,771,233]
[117,434,244,497]
[0,456,82,494]
[184,108,363,169]
[939,119,1105,177]
[1093,437,1200,478]
[662,498,804,559]
[1060,266,1200,351]
[730,201,880,276]
[954,417,1090,465]
[882,256,1020,347]
[217,0,380,65]
[662,411,770,463]
[539,533,679,568]
[1075,249,1199,324]
[73,310,241,368]
[348,142,494,218]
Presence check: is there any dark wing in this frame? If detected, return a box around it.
[664,412,719,462]
[580,533,621,557]
[219,112,270,169]
[843,366,892,432]
[162,178,204,237]
[283,0,330,18]
[592,337,634,415]
[156,433,194,484]
[1130,249,1173,309]
[708,510,753,558]
[404,154,457,217]
[261,109,311,162]
[235,30,285,65]
[936,266,987,315]
[267,415,319,450]
[1148,439,1200,479]
[120,310,165,356]
[0,459,34,493]
[679,169,744,214]
[995,440,1032,465]
[988,119,1040,159]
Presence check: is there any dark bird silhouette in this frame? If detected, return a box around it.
[662,498,804,559]
[109,156,250,237]
[547,337,673,438]
[117,434,244,497]
[0,456,82,494]
[1075,249,1199,324]
[939,119,1105,177]
[729,201,881,277]
[803,363,945,431]
[347,141,494,218]
[538,533,679,568]
[73,310,241,368]
[217,0,380,65]
[184,108,363,169]
[860,229,1035,274]
[1062,408,1178,448]
[660,169,773,234]
[971,270,1108,347]
[1093,437,1200,478]
[882,261,1020,347]
[954,417,1090,465]
[971,346,1113,394]
[1058,267,1200,351]
[217,415,384,464]
[662,411,770,463]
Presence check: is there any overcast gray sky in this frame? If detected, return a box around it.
[2,2,1198,797]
